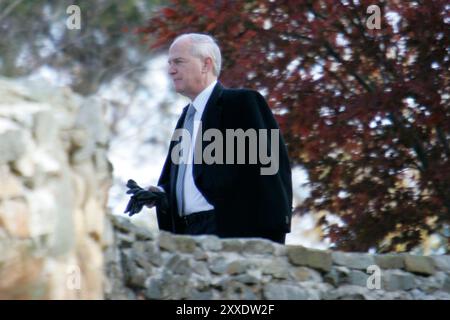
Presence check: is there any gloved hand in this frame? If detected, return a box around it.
[124,179,168,216]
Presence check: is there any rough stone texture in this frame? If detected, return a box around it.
[105,215,450,300]
[263,283,311,300]
[287,246,332,272]
[348,270,370,287]
[0,77,112,299]
[404,255,435,275]
[432,255,450,271]
[382,270,417,291]
[324,266,351,287]
[332,252,375,270]
[323,285,376,300]
[375,254,405,270]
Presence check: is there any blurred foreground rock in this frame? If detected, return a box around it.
[0,77,112,299]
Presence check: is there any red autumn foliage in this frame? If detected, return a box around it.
[138,0,449,252]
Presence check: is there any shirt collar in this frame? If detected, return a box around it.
[191,80,217,114]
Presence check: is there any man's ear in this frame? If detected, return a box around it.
[203,57,213,73]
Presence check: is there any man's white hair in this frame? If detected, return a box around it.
[171,33,222,77]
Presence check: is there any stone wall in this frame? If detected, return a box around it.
[106,215,450,300]
[0,77,112,299]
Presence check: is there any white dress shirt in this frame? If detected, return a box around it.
[172,80,217,215]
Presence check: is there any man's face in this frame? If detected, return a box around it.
[168,39,205,100]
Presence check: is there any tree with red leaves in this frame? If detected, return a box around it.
[138,0,449,252]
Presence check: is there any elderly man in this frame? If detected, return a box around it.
[143,33,292,244]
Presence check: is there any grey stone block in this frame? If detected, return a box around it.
[110,215,135,234]
[165,254,193,275]
[415,272,447,293]
[191,289,214,300]
[292,267,323,283]
[158,232,177,251]
[116,232,135,249]
[348,270,370,287]
[431,255,450,272]
[262,260,291,279]
[126,267,147,289]
[209,256,228,274]
[442,276,450,293]
[404,255,435,275]
[192,261,210,277]
[432,291,450,300]
[194,235,223,251]
[322,285,373,300]
[243,239,276,255]
[221,239,246,252]
[332,252,375,270]
[172,235,197,253]
[382,270,416,291]
[233,273,261,285]
[324,266,350,287]
[144,278,163,299]
[263,283,310,300]
[227,259,249,275]
[219,279,259,300]
[375,254,405,270]
[287,246,332,272]
[135,227,156,241]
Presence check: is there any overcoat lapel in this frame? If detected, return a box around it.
[192,82,224,183]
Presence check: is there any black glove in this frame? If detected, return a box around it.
[124,179,168,216]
